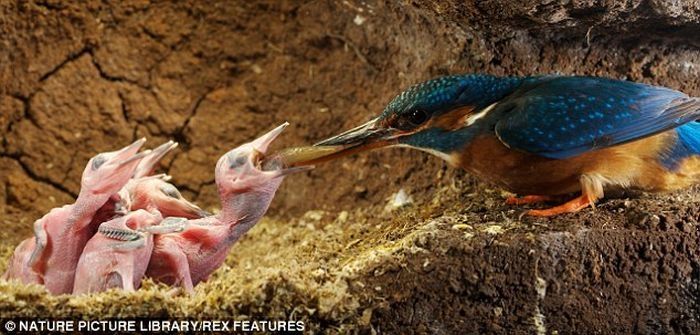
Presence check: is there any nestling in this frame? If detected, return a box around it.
[73,210,180,294]
[3,139,149,294]
[146,123,311,292]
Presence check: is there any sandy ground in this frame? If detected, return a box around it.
[1,1,700,333]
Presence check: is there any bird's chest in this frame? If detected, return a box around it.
[458,135,583,195]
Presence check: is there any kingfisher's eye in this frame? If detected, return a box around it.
[395,109,428,130]
[407,109,428,125]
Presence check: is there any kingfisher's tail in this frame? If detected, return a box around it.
[677,121,700,155]
[658,121,700,170]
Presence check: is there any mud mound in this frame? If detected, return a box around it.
[1,1,699,333]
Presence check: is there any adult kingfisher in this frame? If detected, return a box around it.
[280,74,700,216]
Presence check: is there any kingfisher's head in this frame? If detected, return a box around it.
[288,74,522,166]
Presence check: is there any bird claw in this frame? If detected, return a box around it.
[99,226,146,250]
[525,195,593,217]
[98,225,147,250]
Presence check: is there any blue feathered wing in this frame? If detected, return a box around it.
[494,76,700,159]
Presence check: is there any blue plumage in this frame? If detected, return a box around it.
[678,121,700,153]
[387,75,700,160]
[493,76,700,159]
[311,73,700,216]
[660,121,700,169]
[382,74,523,120]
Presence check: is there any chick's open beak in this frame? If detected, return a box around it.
[251,122,289,154]
[146,141,178,166]
[114,138,147,166]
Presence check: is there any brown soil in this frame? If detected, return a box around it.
[1,1,699,333]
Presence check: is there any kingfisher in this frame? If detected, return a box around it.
[281,74,700,216]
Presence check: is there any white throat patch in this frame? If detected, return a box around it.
[393,143,460,166]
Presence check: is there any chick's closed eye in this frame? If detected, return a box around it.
[160,184,182,199]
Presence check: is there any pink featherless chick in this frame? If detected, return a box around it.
[72,210,186,294]
[125,140,209,219]
[73,159,208,293]
[3,139,150,294]
[2,239,39,284]
[73,141,207,294]
[146,123,311,292]
[129,177,210,219]
[88,141,178,224]
[91,141,207,222]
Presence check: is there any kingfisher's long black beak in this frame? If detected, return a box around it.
[315,118,393,146]
[266,118,398,167]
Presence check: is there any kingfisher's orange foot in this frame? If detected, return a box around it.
[526,195,593,217]
[505,195,555,205]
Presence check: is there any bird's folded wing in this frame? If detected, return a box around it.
[494,76,700,159]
